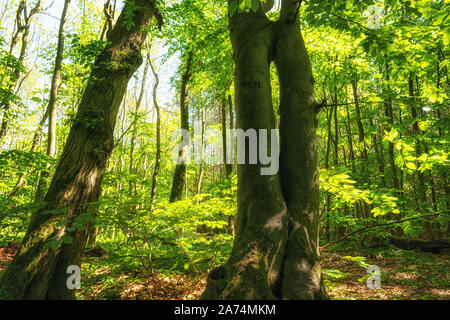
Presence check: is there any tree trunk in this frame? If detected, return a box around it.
[384,63,400,189]
[149,42,161,209]
[201,1,327,300]
[170,51,193,202]
[129,49,150,202]
[0,1,41,152]
[8,107,49,199]
[0,0,157,300]
[35,0,71,201]
[344,103,355,173]
[352,81,368,161]
[371,118,386,187]
[221,97,231,178]
[325,106,333,169]
[196,106,206,198]
[228,94,235,174]
[333,89,338,166]
[409,72,434,238]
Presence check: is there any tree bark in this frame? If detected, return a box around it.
[201,1,327,300]
[228,93,235,175]
[196,107,205,196]
[333,89,339,166]
[344,103,355,173]
[169,51,193,202]
[352,81,368,161]
[221,97,231,178]
[0,0,157,300]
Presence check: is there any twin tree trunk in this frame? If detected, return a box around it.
[0,0,157,299]
[201,1,327,300]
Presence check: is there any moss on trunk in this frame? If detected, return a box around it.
[0,0,157,300]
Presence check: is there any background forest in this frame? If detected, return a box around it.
[0,0,448,300]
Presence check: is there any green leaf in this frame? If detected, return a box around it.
[406,162,417,170]
[61,236,73,245]
[44,239,60,250]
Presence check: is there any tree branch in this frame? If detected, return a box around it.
[321,212,450,248]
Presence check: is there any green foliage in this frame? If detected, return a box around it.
[123,1,141,31]
[96,189,235,273]
[0,39,24,107]
[229,0,264,16]
[0,0,448,301]
[67,34,108,74]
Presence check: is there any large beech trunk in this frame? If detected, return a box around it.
[201,1,327,300]
[0,0,157,300]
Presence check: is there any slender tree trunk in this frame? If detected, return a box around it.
[409,73,433,238]
[221,97,231,178]
[8,107,49,199]
[99,0,114,41]
[170,51,193,202]
[409,72,427,207]
[325,106,333,169]
[35,0,71,201]
[344,103,355,173]
[0,1,41,152]
[201,1,327,300]
[129,49,150,201]
[228,94,234,174]
[196,107,205,196]
[371,118,386,187]
[435,48,449,213]
[149,42,161,209]
[352,81,368,161]
[384,63,399,189]
[0,0,158,299]
[333,89,338,166]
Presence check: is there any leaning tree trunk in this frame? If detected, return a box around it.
[201,0,328,300]
[0,0,158,300]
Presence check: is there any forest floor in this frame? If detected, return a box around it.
[0,244,448,300]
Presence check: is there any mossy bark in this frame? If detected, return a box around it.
[0,0,157,300]
[201,1,328,300]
